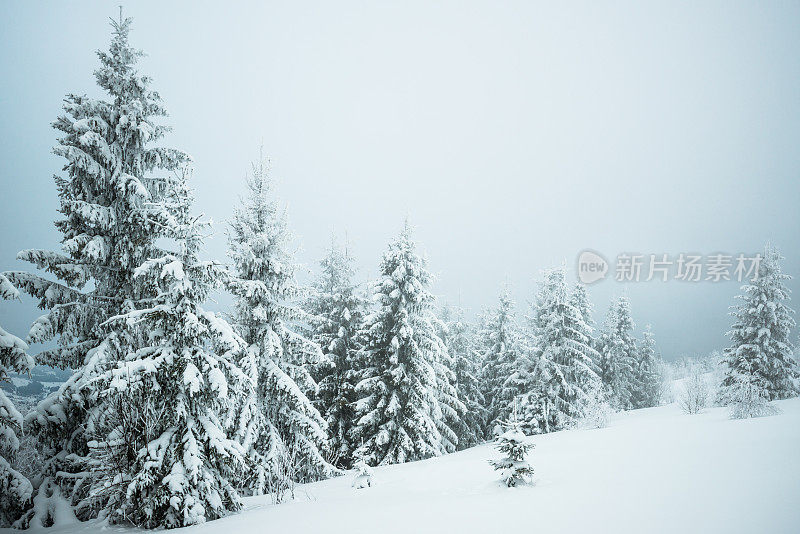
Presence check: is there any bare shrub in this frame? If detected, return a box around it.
[679,366,709,414]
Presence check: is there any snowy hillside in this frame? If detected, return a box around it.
[11,397,799,534]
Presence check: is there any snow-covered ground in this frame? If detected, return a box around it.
[9,398,800,534]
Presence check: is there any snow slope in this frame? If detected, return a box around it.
[7,398,800,534]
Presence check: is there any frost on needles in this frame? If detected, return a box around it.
[90,189,248,528]
[490,416,534,488]
[720,244,798,416]
[305,238,367,469]
[5,14,191,526]
[0,274,35,527]
[352,222,463,466]
[225,152,335,496]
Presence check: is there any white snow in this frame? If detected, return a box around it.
[8,396,800,534]
[161,259,185,281]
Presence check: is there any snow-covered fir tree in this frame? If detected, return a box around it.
[596,303,616,391]
[569,282,601,362]
[489,404,534,487]
[429,307,466,455]
[306,237,366,468]
[350,459,374,489]
[509,355,552,435]
[353,222,459,465]
[569,282,595,335]
[517,269,602,434]
[0,275,35,526]
[510,297,550,435]
[478,286,523,437]
[438,304,486,449]
[567,282,613,426]
[226,152,334,494]
[4,15,189,523]
[631,324,664,409]
[597,296,637,410]
[721,244,798,401]
[726,364,780,419]
[88,180,247,528]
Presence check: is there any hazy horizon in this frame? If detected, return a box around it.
[2,1,799,361]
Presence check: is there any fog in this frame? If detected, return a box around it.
[1,0,798,360]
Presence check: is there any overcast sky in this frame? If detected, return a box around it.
[1,0,798,360]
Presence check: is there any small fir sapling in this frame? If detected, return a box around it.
[489,402,534,487]
[351,460,374,489]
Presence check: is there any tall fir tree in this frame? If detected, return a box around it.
[226,152,334,494]
[306,238,366,469]
[4,15,189,522]
[721,245,798,401]
[537,269,600,428]
[596,303,615,387]
[429,306,466,455]
[87,179,247,528]
[631,324,664,409]
[478,286,523,437]
[569,283,596,346]
[598,296,637,410]
[512,270,601,434]
[0,275,35,526]
[438,304,486,449]
[569,281,606,407]
[352,223,457,465]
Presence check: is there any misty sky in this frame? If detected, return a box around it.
[1,1,798,361]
